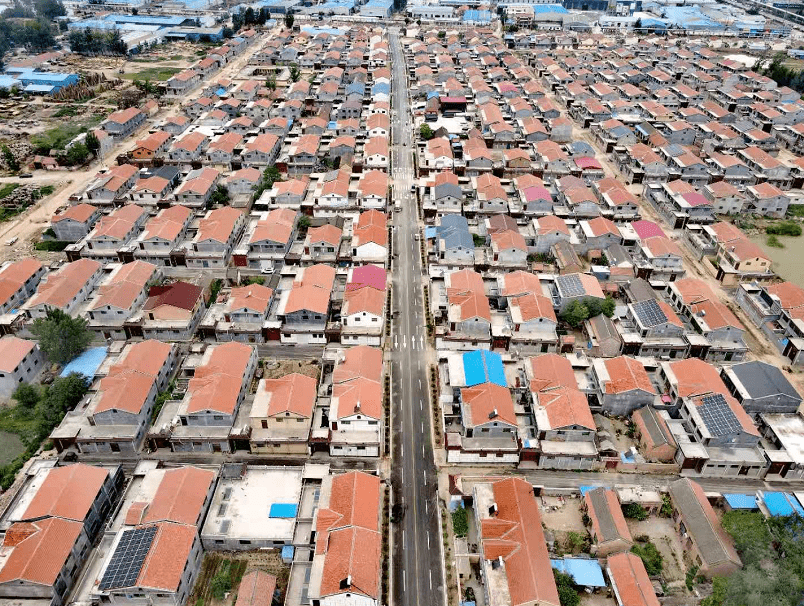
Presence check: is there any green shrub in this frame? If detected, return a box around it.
[451,507,468,538]
[766,221,802,236]
[767,234,784,248]
[631,541,663,575]
[554,570,580,606]
[622,502,648,521]
[34,240,69,251]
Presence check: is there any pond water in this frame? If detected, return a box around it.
[749,234,804,287]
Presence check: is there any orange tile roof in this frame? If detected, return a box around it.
[260,373,316,418]
[227,284,273,314]
[95,340,173,416]
[136,522,198,591]
[332,376,382,420]
[332,346,383,384]
[528,353,577,392]
[587,216,620,237]
[235,570,277,606]
[197,207,243,244]
[767,281,804,312]
[141,205,191,242]
[173,131,207,152]
[491,230,527,252]
[603,356,656,395]
[0,336,35,373]
[140,467,216,526]
[250,208,296,245]
[52,203,97,224]
[673,278,742,330]
[316,472,381,599]
[0,258,41,310]
[536,215,569,236]
[186,342,253,415]
[607,552,661,606]
[0,518,83,586]
[343,285,384,317]
[316,471,380,546]
[92,205,146,240]
[28,258,101,309]
[500,271,541,297]
[23,463,109,522]
[481,478,560,606]
[246,133,279,155]
[462,382,516,427]
[510,292,555,322]
[308,223,342,246]
[284,265,335,315]
[667,358,728,398]
[90,260,156,311]
[643,236,682,258]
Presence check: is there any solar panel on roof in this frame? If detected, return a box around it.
[99,526,158,591]
[558,274,584,297]
[698,393,743,437]
[633,299,668,328]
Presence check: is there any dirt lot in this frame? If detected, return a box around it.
[190,551,289,606]
[540,494,590,554]
[581,593,618,606]
[627,516,687,586]
[262,359,321,381]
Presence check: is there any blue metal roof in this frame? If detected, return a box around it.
[463,350,506,387]
[61,346,108,379]
[723,494,758,510]
[463,9,491,21]
[269,503,298,518]
[762,492,804,516]
[281,545,294,558]
[0,75,18,89]
[551,557,606,587]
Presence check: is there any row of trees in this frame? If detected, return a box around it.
[67,27,127,56]
[560,296,616,328]
[231,7,293,32]
[0,17,56,57]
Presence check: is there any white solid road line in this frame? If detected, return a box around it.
[430,570,433,590]
[402,530,406,548]
[427,531,430,548]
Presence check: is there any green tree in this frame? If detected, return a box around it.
[634,17,642,29]
[29,308,93,364]
[419,123,434,140]
[586,296,616,318]
[265,74,276,91]
[298,215,311,232]
[85,131,100,155]
[289,63,301,82]
[62,142,89,166]
[37,372,89,428]
[553,570,580,606]
[34,0,65,19]
[208,184,230,208]
[284,12,294,28]
[2,144,19,172]
[560,299,589,328]
[12,383,40,409]
[701,577,727,606]
[222,26,234,38]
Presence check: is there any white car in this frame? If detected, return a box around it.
[260,266,274,275]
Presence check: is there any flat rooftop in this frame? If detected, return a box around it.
[201,466,303,543]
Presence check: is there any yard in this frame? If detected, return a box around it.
[540,494,591,556]
[0,430,25,466]
[120,66,182,81]
[627,516,687,586]
[190,552,289,606]
[262,358,320,381]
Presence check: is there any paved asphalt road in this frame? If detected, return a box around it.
[389,28,446,606]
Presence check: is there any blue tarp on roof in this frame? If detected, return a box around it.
[463,350,505,387]
[269,503,299,518]
[281,545,294,559]
[762,492,804,516]
[551,557,606,587]
[724,494,758,510]
[579,485,605,495]
[60,346,107,379]
[532,4,568,13]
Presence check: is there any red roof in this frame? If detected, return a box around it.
[631,220,666,240]
[22,464,109,522]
